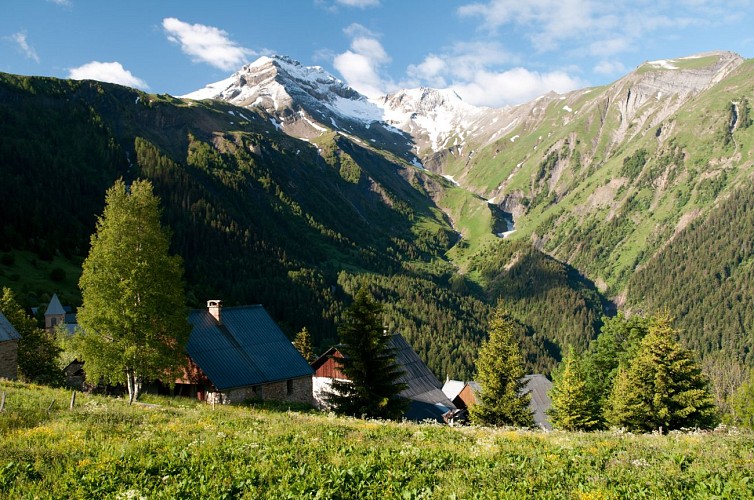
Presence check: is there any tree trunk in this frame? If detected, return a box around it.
[126,369,142,404]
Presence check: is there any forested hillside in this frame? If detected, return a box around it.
[0,72,606,379]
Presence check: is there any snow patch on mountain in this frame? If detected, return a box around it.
[376,88,486,151]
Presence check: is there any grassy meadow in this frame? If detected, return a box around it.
[1,381,753,498]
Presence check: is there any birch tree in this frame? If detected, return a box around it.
[76,179,190,403]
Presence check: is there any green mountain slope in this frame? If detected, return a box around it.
[431,52,754,367]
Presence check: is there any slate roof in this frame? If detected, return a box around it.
[186,305,313,391]
[388,334,456,422]
[523,374,554,430]
[0,311,21,342]
[45,294,66,316]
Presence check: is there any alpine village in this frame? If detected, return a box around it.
[2,40,754,497]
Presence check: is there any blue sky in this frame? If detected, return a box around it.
[2,0,753,107]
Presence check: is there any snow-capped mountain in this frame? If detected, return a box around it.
[183,56,507,167]
[183,56,383,136]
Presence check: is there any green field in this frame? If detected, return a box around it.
[1,381,752,498]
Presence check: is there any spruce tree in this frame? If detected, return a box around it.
[293,327,314,363]
[469,303,533,427]
[549,346,600,431]
[76,179,191,403]
[325,287,407,419]
[606,314,718,432]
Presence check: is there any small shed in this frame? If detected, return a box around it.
[312,333,456,422]
[185,301,314,405]
[0,311,22,380]
[442,376,553,429]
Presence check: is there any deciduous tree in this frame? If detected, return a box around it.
[469,302,533,427]
[325,287,407,419]
[75,179,190,403]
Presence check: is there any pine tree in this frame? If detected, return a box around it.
[293,327,314,363]
[469,302,533,427]
[548,346,600,431]
[606,314,718,432]
[325,287,407,419]
[75,179,191,403]
[0,287,61,385]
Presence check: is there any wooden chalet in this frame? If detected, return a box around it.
[181,300,314,405]
[311,333,456,422]
[0,311,21,380]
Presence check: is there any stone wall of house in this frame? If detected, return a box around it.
[0,340,19,380]
[208,376,314,406]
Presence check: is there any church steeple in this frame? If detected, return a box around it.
[44,294,66,333]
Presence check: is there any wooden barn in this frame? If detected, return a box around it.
[0,311,21,380]
[182,300,314,405]
[312,333,456,422]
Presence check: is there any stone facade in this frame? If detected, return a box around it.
[0,339,19,380]
[208,375,314,406]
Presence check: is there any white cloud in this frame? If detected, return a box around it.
[335,0,380,7]
[68,61,149,90]
[458,0,600,51]
[333,23,395,98]
[162,17,255,71]
[8,32,39,63]
[451,67,585,107]
[47,0,71,5]
[593,60,627,76]
[403,41,574,107]
[457,0,727,57]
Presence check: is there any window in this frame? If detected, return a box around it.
[286,379,294,396]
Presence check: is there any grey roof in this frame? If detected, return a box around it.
[523,374,553,430]
[0,312,21,342]
[186,305,313,391]
[388,334,456,421]
[45,294,66,316]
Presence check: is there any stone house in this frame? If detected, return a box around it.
[182,300,314,405]
[0,311,21,380]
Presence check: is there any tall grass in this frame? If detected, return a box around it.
[1,381,753,498]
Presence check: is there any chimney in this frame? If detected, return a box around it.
[207,300,222,324]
